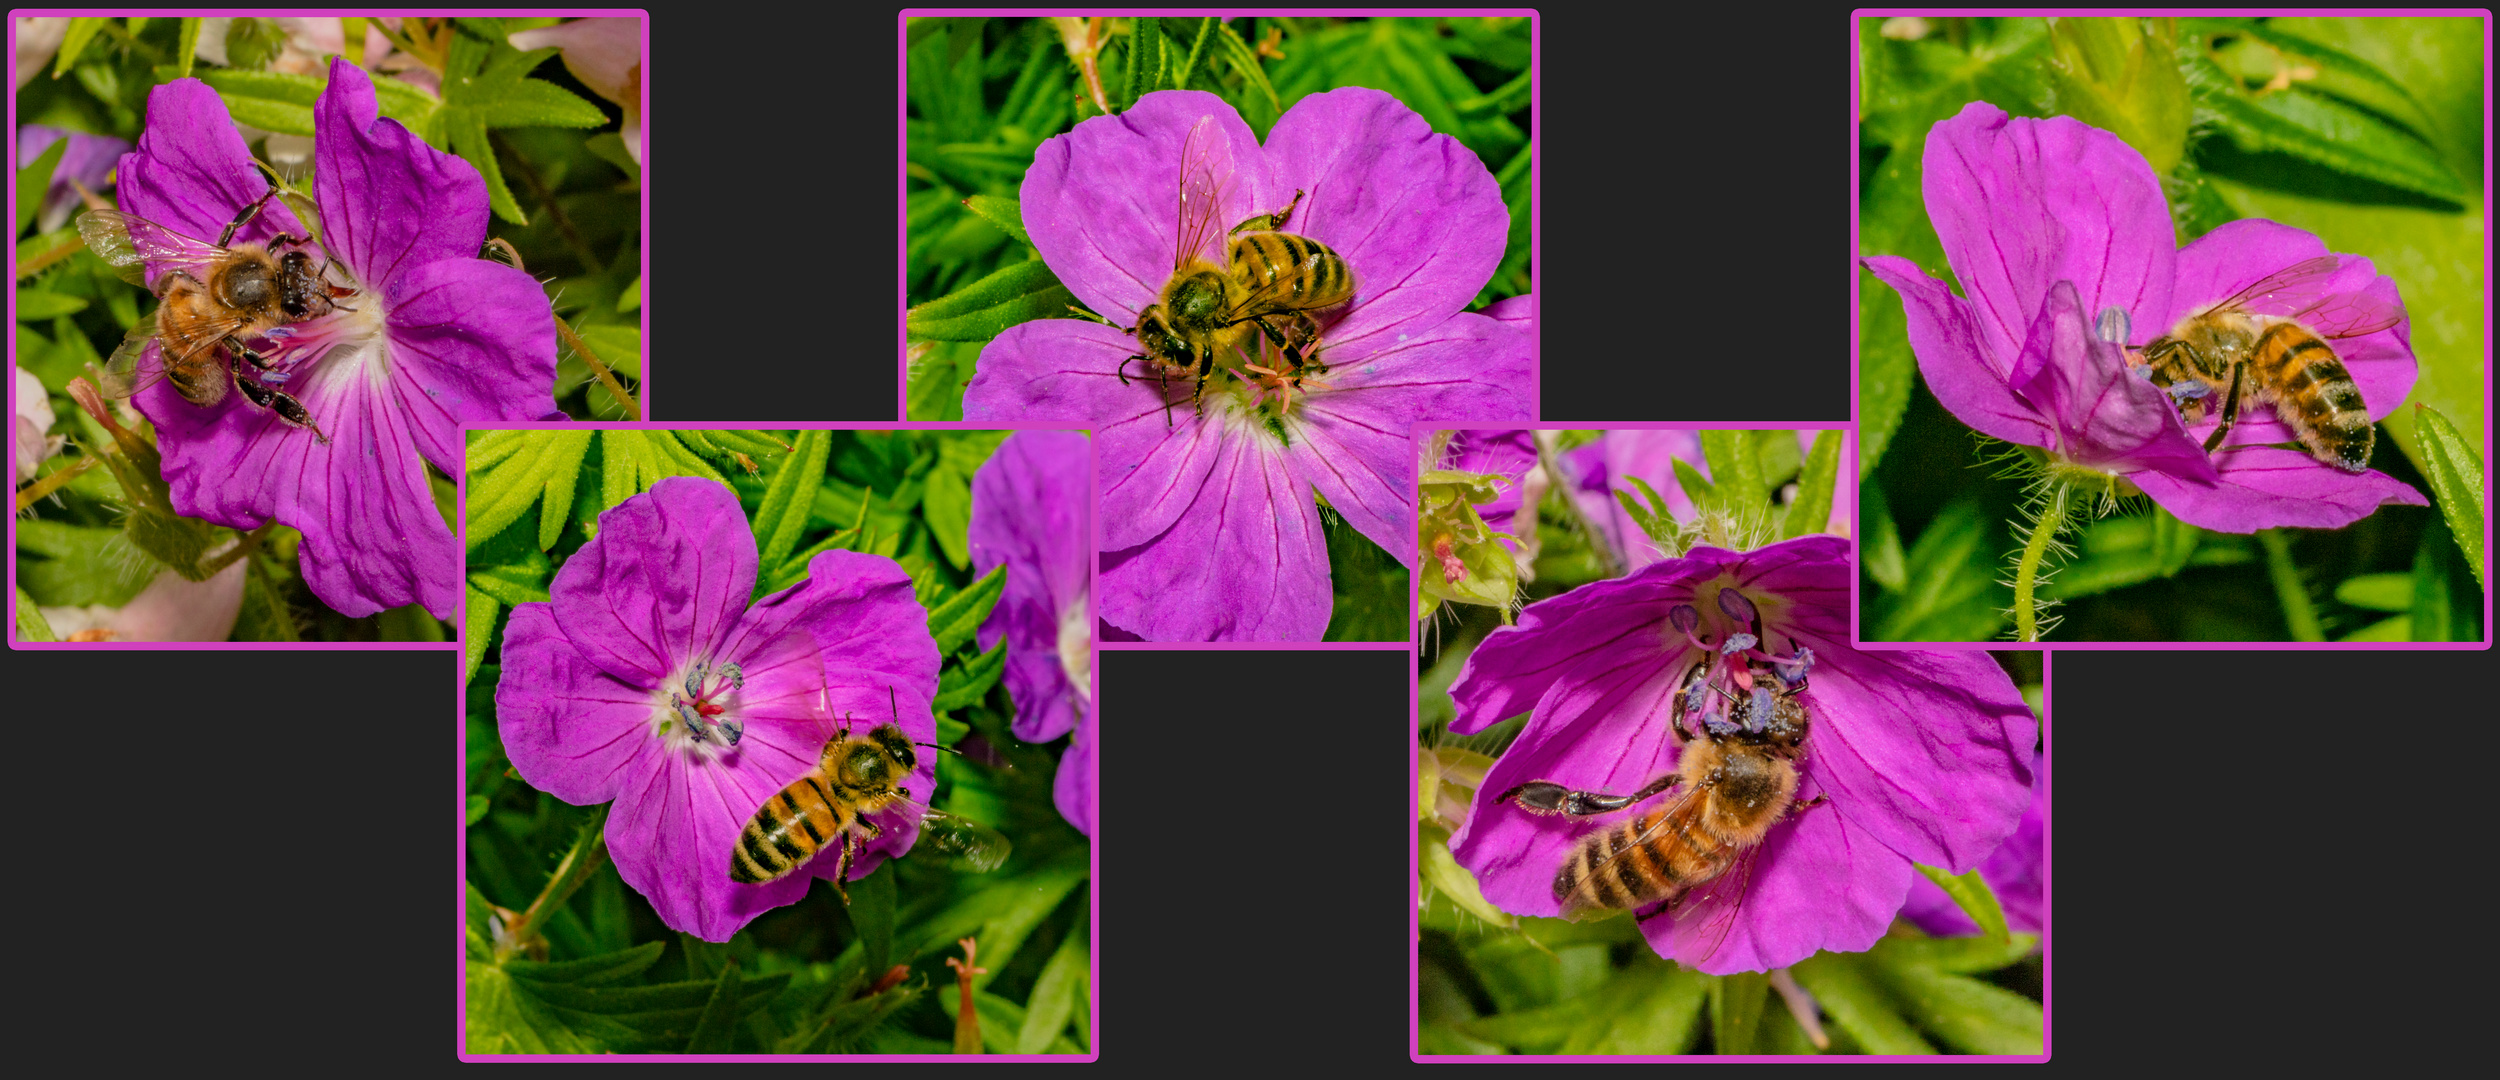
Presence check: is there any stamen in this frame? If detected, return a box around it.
[1770,646,1814,689]
[1717,588,1757,625]
[1668,604,1701,637]
[1720,632,1758,655]
[1747,686,1775,733]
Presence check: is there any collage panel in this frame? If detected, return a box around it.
[461,426,1096,1059]
[1856,14,2488,645]
[904,13,1537,641]
[1415,426,2044,1059]
[9,14,646,645]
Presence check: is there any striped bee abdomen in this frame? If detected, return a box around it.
[2251,320,2373,472]
[1553,806,1734,916]
[1227,232,1353,309]
[730,777,854,884]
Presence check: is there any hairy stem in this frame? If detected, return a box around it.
[2257,529,2324,641]
[557,319,640,420]
[2010,483,2071,643]
[14,457,96,511]
[494,806,611,963]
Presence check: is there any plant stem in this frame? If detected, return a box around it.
[17,234,87,279]
[2257,529,2324,641]
[197,521,274,577]
[14,457,96,511]
[2010,483,2071,643]
[557,319,640,420]
[494,805,611,962]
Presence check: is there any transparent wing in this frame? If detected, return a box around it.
[96,314,165,399]
[1172,115,1233,270]
[2210,256,2405,339]
[77,209,233,288]
[1659,831,1770,972]
[1557,781,1700,920]
[917,809,1012,873]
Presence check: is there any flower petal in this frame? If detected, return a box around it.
[142,335,457,618]
[118,81,313,255]
[605,738,816,942]
[549,477,757,686]
[1921,101,2174,366]
[1645,802,1914,975]
[1864,255,2059,449]
[495,602,658,806]
[315,57,488,289]
[1259,86,1509,353]
[1054,701,1096,838]
[971,430,1092,743]
[1020,90,1265,321]
[1097,430,1330,641]
[1447,547,1743,732]
[2008,280,2216,480]
[963,317,1187,435]
[383,257,560,472]
[2130,446,2427,532]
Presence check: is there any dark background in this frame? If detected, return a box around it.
[6,10,2487,1070]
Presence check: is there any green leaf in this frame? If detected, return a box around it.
[1869,962,2043,1054]
[52,18,106,77]
[1014,930,1087,1053]
[1668,459,1716,516]
[2408,525,2460,642]
[1709,971,1770,1056]
[2411,403,2485,593]
[618,276,641,313]
[175,18,201,80]
[1879,932,2041,975]
[906,259,1077,342]
[682,958,743,1053]
[2044,16,2190,177]
[1791,953,1935,1055]
[465,78,609,129]
[751,429,831,579]
[2333,572,2411,612]
[1861,483,1908,592]
[934,638,1008,711]
[2340,614,2410,641]
[17,137,67,237]
[926,564,1007,656]
[1871,498,2006,641]
[923,461,973,570]
[960,194,1030,244]
[1915,864,2010,942]
[1212,23,1282,125]
[15,291,87,320]
[376,603,448,642]
[1697,430,1763,513]
[2190,51,2468,203]
[464,430,592,551]
[1418,829,1511,930]
[1784,430,1843,538]
[447,109,527,226]
[848,863,897,975]
[464,587,500,687]
[16,588,59,643]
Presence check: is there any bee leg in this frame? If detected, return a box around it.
[2202,362,2246,455]
[230,366,329,444]
[1231,188,1307,234]
[831,832,856,905]
[217,185,285,247]
[1497,773,1681,817]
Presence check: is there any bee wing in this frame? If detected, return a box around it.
[1557,781,1702,920]
[77,209,232,288]
[96,314,166,399]
[1662,832,1771,972]
[916,809,1013,872]
[2207,255,2406,340]
[1173,115,1234,270]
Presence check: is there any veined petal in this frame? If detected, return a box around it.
[314,57,488,289]
[495,602,654,806]
[2008,280,2216,481]
[2131,446,2427,532]
[605,738,815,943]
[1098,426,1330,641]
[1647,801,1913,975]
[1864,255,2057,449]
[1020,90,1266,322]
[1447,547,1744,732]
[971,430,1092,744]
[549,477,758,686]
[116,80,312,265]
[384,257,560,472]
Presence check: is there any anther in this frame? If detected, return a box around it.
[1668,604,1701,637]
[1721,632,1758,655]
[1717,589,1757,625]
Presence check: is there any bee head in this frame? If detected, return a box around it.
[275,250,335,320]
[1134,306,1183,357]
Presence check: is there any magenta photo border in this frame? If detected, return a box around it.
[1848,9,2495,652]
[4,9,652,651]
[453,420,1103,1063]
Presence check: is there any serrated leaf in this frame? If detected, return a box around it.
[465,79,610,128]
[447,109,527,226]
[600,429,643,511]
[2411,403,2484,592]
[2192,52,2467,203]
[1791,953,1935,1055]
[465,430,591,551]
[17,588,59,642]
[17,137,67,237]
[682,958,743,1053]
[934,638,1007,711]
[926,563,1006,655]
[1784,430,1843,538]
[1870,962,2043,1054]
[906,259,1076,342]
[465,586,500,686]
[961,194,1030,244]
[751,429,831,578]
[1014,930,1086,1053]
[1915,864,2010,942]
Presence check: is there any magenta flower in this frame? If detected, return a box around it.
[120,61,558,619]
[495,478,942,942]
[1863,102,2423,532]
[964,88,1533,640]
[967,430,1095,836]
[18,124,132,233]
[1447,536,2036,974]
[1561,430,1706,570]
[1902,748,2044,938]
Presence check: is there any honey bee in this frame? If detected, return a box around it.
[728,688,1010,902]
[1106,115,1356,424]
[1495,656,1824,966]
[2131,256,2404,473]
[77,186,359,442]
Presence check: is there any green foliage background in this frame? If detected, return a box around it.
[1857,16,2486,642]
[464,429,1092,1055]
[13,17,642,640]
[905,17,1531,640]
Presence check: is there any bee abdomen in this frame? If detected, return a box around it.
[730,777,848,884]
[2253,322,2373,472]
[1228,232,1352,307]
[1556,809,1715,914]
